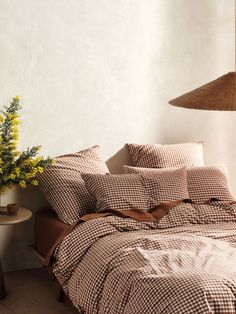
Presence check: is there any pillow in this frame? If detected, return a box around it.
[187,166,234,204]
[127,142,204,168]
[37,145,109,224]
[124,165,234,204]
[125,165,159,175]
[82,173,150,212]
[124,165,189,204]
[140,168,189,206]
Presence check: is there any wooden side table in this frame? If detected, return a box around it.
[0,207,32,300]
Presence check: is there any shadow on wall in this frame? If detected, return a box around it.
[106,145,132,174]
[17,186,50,211]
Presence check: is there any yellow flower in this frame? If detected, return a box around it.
[13,151,20,157]
[31,168,38,176]
[8,174,16,180]
[22,159,32,166]
[11,133,19,140]
[11,118,20,126]
[10,143,17,150]
[37,167,44,174]
[19,180,26,188]
[35,156,42,162]
[31,180,38,186]
[14,167,20,176]
[25,173,33,180]
[14,95,20,100]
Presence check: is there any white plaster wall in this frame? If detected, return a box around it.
[0,0,235,271]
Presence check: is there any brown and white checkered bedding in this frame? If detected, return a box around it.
[38,145,109,225]
[82,170,189,212]
[127,142,204,168]
[82,173,150,212]
[125,165,234,204]
[53,202,236,314]
[187,166,234,203]
[141,167,189,205]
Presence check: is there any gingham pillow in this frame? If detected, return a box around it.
[124,165,234,204]
[82,173,150,212]
[37,146,109,224]
[127,142,204,168]
[140,168,189,207]
[187,166,234,204]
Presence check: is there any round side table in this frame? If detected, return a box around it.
[0,207,32,300]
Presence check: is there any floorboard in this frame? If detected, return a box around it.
[0,268,77,314]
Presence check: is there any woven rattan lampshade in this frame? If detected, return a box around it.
[169,1,236,111]
[169,72,236,111]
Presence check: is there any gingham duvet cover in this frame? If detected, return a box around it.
[53,202,236,314]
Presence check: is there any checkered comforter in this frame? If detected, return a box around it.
[53,202,236,313]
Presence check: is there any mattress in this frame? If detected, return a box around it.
[35,209,70,258]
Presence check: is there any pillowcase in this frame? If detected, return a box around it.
[37,145,109,225]
[187,166,234,204]
[124,165,234,204]
[138,168,189,206]
[82,173,150,212]
[127,142,204,168]
[124,166,189,206]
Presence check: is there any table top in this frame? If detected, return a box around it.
[0,207,32,225]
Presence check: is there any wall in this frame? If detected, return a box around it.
[0,0,235,271]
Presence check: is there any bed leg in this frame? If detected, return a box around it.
[54,279,65,302]
[46,266,65,302]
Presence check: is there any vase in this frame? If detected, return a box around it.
[6,204,19,215]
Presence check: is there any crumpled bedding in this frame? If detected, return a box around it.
[53,201,236,313]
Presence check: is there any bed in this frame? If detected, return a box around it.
[35,201,236,314]
[35,143,236,313]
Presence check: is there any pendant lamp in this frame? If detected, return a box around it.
[169,3,236,111]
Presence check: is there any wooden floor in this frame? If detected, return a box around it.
[0,268,77,314]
